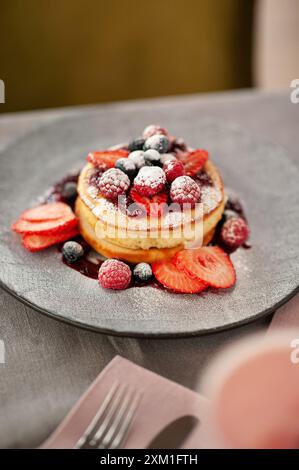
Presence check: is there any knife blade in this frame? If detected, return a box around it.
[146,415,199,449]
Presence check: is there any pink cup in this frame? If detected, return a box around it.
[201,331,299,449]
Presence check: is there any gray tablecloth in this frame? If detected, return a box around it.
[0,90,298,448]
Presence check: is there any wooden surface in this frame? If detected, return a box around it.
[0,89,298,448]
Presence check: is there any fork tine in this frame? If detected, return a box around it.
[89,384,128,448]
[98,389,134,449]
[109,391,141,449]
[74,381,119,449]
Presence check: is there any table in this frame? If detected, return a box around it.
[0,90,298,448]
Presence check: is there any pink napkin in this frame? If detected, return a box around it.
[41,356,208,449]
[268,293,299,333]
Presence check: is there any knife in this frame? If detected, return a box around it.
[146,415,199,449]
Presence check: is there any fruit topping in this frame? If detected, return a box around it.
[143,149,161,166]
[170,137,188,152]
[128,150,146,169]
[144,134,170,154]
[178,149,208,176]
[98,168,130,201]
[170,175,201,206]
[163,159,184,183]
[115,157,137,180]
[133,166,166,197]
[22,228,79,252]
[20,202,73,222]
[98,259,131,290]
[129,188,167,217]
[142,124,169,140]
[152,258,207,294]
[133,262,153,282]
[12,212,77,235]
[220,217,250,249]
[175,246,236,289]
[89,168,105,187]
[61,181,78,203]
[160,153,177,165]
[62,241,84,264]
[194,169,213,187]
[86,150,129,169]
[128,137,145,152]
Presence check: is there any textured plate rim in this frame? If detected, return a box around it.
[1,278,298,338]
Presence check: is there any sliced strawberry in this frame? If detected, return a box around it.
[20,202,73,222]
[12,213,77,235]
[178,149,209,176]
[174,246,236,289]
[152,258,207,294]
[22,228,79,252]
[87,150,129,169]
[130,188,167,217]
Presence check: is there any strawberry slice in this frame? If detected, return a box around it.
[174,246,236,289]
[87,150,129,169]
[130,188,167,217]
[22,228,79,252]
[12,213,77,235]
[20,202,73,222]
[152,258,207,294]
[178,149,209,176]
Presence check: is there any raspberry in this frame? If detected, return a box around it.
[133,166,166,197]
[98,259,131,290]
[163,159,184,183]
[170,176,201,206]
[142,124,169,140]
[220,217,250,249]
[98,168,130,201]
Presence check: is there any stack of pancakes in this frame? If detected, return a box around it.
[76,158,225,263]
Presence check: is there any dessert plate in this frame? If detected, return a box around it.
[0,112,298,337]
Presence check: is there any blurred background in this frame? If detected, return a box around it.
[0,0,298,113]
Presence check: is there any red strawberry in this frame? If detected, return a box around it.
[174,246,236,289]
[20,202,73,222]
[87,150,129,169]
[178,149,209,176]
[22,228,79,252]
[152,258,207,294]
[130,188,167,217]
[12,213,77,235]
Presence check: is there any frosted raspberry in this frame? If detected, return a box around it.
[133,166,166,197]
[142,124,169,140]
[163,159,184,183]
[98,168,130,201]
[170,176,201,206]
[220,217,249,249]
[98,259,131,290]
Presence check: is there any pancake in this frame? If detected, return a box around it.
[76,159,225,263]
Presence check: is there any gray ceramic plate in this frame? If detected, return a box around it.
[0,111,298,337]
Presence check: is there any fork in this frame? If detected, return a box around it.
[74,382,141,449]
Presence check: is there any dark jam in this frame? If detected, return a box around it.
[47,171,250,289]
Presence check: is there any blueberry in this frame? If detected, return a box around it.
[61,181,77,202]
[144,134,170,154]
[144,149,161,166]
[62,241,84,263]
[133,262,152,282]
[115,158,137,180]
[128,150,146,169]
[128,137,145,152]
